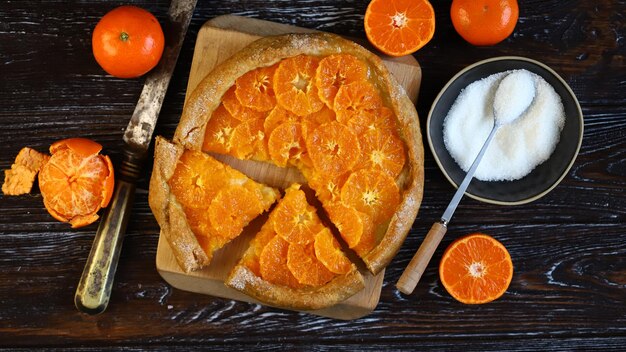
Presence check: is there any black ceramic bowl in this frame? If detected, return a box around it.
[427,56,583,205]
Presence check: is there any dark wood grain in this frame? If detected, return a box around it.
[0,0,625,350]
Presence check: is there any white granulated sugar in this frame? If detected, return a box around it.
[493,70,535,125]
[443,69,565,181]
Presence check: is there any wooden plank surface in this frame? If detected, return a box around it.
[155,15,422,320]
[0,0,624,350]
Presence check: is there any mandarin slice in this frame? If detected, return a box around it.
[202,104,240,154]
[208,186,264,240]
[268,121,309,168]
[346,106,397,136]
[314,228,352,275]
[307,172,349,204]
[341,169,400,224]
[324,202,363,248]
[264,105,301,137]
[273,184,324,245]
[244,219,279,276]
[306,121,360,178]
[354,128,406,178]
[168,151,230,209]
[315,54,368,109]
[230,118,268,160]
[235,65,277,112]
[222,86,266,121]
[274,55,324,116]
[259,235,302,288]
[287,242,336,286]
[334,81,383,125]
[351,210,377,257]
[302,105,336,134]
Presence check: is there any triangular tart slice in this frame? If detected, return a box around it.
[226,184,364,310]
[149,137,280,272]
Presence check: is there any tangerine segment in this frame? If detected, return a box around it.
[314,228,352,275]
[324,202,363,248]
[439,233,514,304]
[264,105,301,137]
[202,104,240,154]
[306,122,360,178]
[334,81,383,125]
[38,139,114,228]
[168,151,230,209]
[230,118,268,160]
[222,86,266,121]
[208,186,264,240]
[273,184,324,245]
[259,235,302,288]
[341,169,400,224]
[315,54,368,109]
[235,65,277,112]
[354,128,406,178]
[364,0,436,57]
[274,55,324,116]
[268,122,309,168]
[287,242,336,286]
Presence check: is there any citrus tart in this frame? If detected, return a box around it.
[149,32,424,309]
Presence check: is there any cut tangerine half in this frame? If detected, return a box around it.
[235,65,277,112]
[315,54,368,109]
[259,235,302,288]
[334,81,383,125]
[222,86,266,121]
[439,233,513,304]
[38,138,114,228]
[208,186,264,240]
[268,121,309,168]
[273,184,324,245]
[230,118,268,160]
[202,104,241,154]
[274,55,324,116]
[287,242,335,286]
[341,169,400,224]
[306,121,360,178]
[364,0,436,57]
[314,228,352,275]
[355,128,406,178]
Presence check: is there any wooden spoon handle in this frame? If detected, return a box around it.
[396,221,448,295]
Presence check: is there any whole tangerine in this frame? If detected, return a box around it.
[92,5,164,78]
[451,0,519,46]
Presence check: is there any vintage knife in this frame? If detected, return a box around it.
[74,0,197,314]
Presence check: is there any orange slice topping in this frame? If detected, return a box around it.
[268,122,309,168]
[259,235,302,288]
[287,242,335,286]
[341,169,400,224]
[222,86,266,121]
[202,104,240,154]
[324,202,364,248]
[235,65,277,112]
[315,54,368,109]
[334,81,383,125]
[208,186,264,240]
[230,118,268,160]
[274,55,324,116]
[355,128,406,177]
[273,185,324,245]
[306,121,360,178]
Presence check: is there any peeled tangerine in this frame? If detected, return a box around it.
[38,138,114,228]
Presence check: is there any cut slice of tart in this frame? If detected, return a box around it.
[226,184,364,310]
[149,137,280,273]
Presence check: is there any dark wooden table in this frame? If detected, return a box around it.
[1,0,625,350]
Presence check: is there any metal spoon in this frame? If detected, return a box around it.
[396,71,536,295]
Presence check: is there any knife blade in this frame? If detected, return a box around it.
[74,0,197,315]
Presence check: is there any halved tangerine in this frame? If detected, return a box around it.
[273,184,324,245]
[259,235,302,288]
[38,138,114,228]
[314,228,352,274]
[334,81,383,125]
[274,55,324,116]
[235,65,277,112]
[287,242,335,286]
[315,54,368,109]
[208,186,264,240]
[306,121,360,178]
[230,118,268,160]
[202,104,240,154]
[222,86,266,121]
[268,121,309,168]
[354,128,406,178]
[341,169,400,224]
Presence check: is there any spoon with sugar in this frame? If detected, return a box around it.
[397,70,536,295]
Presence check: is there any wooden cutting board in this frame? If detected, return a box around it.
[155,15,422,320]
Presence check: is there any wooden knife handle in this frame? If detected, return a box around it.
[396,221,448,295]
[74,152,142,314]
